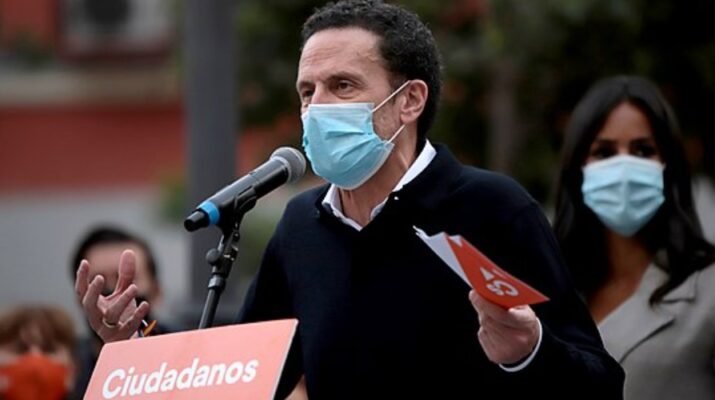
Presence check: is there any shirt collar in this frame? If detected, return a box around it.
[321,140,437,230]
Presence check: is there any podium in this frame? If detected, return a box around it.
[84,319,297,399]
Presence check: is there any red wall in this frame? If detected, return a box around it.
[0,103,185,191]
[0,0,58,48]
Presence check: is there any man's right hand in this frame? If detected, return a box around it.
[75,249,150,342]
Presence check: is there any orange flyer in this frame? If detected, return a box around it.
[415,227,549,308]
[84,319,297,400]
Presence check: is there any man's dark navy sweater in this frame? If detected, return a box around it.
[238,144,624,399]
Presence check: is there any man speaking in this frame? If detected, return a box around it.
[76,1,625,398]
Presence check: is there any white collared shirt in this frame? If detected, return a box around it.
[321,140,437,231]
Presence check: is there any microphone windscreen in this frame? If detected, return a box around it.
[271,147,306,183]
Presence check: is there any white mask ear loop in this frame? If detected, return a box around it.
[372,80,412,112]
[373,80,410,144]
[387,124,406,143]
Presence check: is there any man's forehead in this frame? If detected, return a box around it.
[298,28,384,79]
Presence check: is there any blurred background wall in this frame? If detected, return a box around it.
[0,0,187,329]
[1,0,714,331]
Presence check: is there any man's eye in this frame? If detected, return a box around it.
[300,90,313,102]
[336,81,353,92]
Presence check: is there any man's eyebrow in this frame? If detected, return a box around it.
[296,79,312,92]
[296,70,365,91]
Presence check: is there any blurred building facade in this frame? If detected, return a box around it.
[0,0,190,329]
[0,0,314,331]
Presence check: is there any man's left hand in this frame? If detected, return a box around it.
[469,290,540,365]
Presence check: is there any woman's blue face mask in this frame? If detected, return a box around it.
[301,81,410,190]
[581,154,665,237]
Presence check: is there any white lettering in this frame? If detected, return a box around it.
[208,363,226,385]
[128,373,147,396]
[242,360,259,383]
[99,358,260,397]
[192,365,210,388]
[160,369,178,392]
[225,362,244,384]
[486,280,519,296]
[102,369,125,399]
[480,267,496,281]
[177,358,199,389]
[144,363,166,394]
[121,367,135,397]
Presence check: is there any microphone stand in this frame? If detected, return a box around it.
[197,189,257,329]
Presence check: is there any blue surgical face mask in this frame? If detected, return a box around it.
[581,154,665,237]
[301,80,410,190]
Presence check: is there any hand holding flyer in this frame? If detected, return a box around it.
[415,227,549,308]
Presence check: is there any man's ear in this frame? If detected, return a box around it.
[400,80,428,125]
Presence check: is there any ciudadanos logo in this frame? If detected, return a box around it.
[102,357,259,398]
[84,320,298,400]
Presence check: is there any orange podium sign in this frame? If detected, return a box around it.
[84,319,298,400]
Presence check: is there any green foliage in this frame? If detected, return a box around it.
[235,0,325,125]
[158,173,187,224]
[7,31,52,68]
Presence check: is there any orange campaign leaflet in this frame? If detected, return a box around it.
[84,319,297,400]
[415,227,549,308]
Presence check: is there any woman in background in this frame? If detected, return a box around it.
[553,75,715,399]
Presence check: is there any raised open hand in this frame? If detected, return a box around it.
[75,250,150,342]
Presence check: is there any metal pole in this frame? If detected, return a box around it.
[182,0,238,326]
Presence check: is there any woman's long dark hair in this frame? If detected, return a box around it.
[553,75,715,304]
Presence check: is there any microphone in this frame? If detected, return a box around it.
[184,146,306,232]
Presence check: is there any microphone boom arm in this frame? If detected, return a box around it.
[197,187,256,330]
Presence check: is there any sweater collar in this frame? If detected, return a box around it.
[395,143,463,211]
[313,143,463,220]
[319,141,437,230]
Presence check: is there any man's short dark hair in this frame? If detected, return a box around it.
[70,225,158,282]
[302,0,442,141]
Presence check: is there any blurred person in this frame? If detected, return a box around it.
[0,305,78,400]
[74,1,624,398]
[553,75,715,399]
[68,225,170,398]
